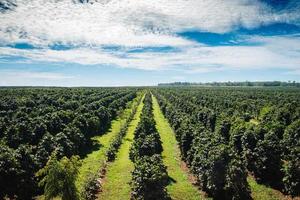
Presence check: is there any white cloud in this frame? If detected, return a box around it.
[0,0,300,74]
[0,0,299,47]
[0,0,196,47]
[1,34,300,73]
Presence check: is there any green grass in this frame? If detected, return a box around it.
[76,94,142,193]
[248,176,288,200]
[152,95,206,200]
[98,95,144,200]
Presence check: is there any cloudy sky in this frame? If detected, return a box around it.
[0,0,300,86]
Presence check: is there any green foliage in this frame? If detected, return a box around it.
[225,154,251,200]
[106,96,142,162]
[1,86,300,199]
[0,142,38,199]
[131,155,169,200]
[282,159,300,197]
[106,121,129,162]
[152,88,295,199]
[15,144,39,199]
[36,152,82,200]
[0,142,20,199]
[190,136,251,200]
[176,119,197,161]
[283,119,300,153]
[81,173,101,200]
[282,120,300,196]
[130,93,169,200]
[251,129,283,185]
[129,133,163,162]
[0,87,138,198]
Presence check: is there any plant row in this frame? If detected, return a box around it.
[154,87,300,198]
[81,95,144,200]
[0,87,138,199]
[129,92,169,200]
[81,93,146,200]
[154,91,251,199]
[106,93,143,162]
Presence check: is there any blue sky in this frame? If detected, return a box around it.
[0,0,300,86]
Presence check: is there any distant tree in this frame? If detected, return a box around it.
[36,152,81,200]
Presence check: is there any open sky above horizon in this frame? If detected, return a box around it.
[0,0,300,86]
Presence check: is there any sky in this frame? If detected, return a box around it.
[0,0,300,86]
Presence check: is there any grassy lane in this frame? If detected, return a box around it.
[98,95,144,200]
[248,176,294,200]
[152,95,205,200]
[249,176,280,200]
[76,94,142,193]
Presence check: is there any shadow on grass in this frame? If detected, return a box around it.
[79,139,103,158]
[77,119,116,159]
[167,176,177,185]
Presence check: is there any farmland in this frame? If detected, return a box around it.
[0,87,299,200]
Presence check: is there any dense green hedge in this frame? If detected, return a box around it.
[282,120,300,196]
[130,92,169,200]
[131,155,168,200]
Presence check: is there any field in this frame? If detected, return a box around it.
[0,87,299,200]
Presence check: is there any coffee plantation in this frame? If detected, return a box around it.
[0,87,299,200]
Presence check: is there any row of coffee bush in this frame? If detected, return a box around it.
[129,92,169,200]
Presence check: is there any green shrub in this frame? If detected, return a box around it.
[36,152,81,200]
[131,155,169,200]
[81,173,101,200]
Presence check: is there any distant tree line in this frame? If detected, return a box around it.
[158,81,300,87]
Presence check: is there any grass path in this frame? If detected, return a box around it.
[98,95,144,200]
[152,95,205,200]
[248,176,296,200]
[76,94,142,193]
[248,176,281,200]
